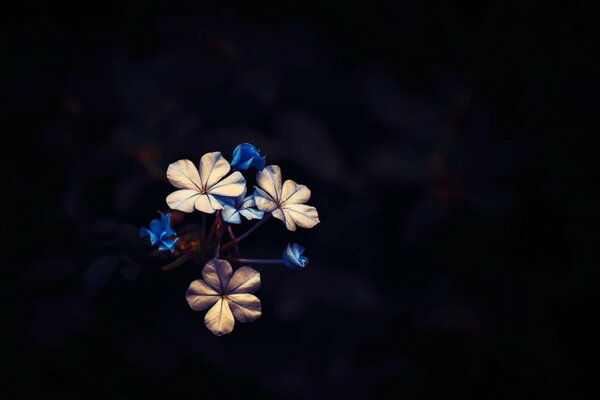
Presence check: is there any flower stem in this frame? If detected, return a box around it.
[230,258,283,265]
[213,210,225,258]
[221,214,271,251]
[228,226,240,255]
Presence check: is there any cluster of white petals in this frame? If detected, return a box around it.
[186,259,261,336]
[166,152,246,214]
[166,154,319,232]
[254,165,320,231]
[167,151,319,335]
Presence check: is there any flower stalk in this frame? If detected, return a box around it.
[221,213,271,251]
[230,258,283,265]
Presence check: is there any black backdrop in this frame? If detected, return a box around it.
[5,1,597,398]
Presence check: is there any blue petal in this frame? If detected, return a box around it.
[141,212,179,252]
[159,211,172,225]
[159,234,179,254]
[161,236,178,250]
[140,227,158,246]
[231,143,265,170]
[149,218,163,235]
[291,243,305,258]
[298,256,309,267]
[231,144,244,166]
[215,195,236,208]
[282,243,308,269]
[250,155,266,170]
[222,205,242,224]
[238,208,264,220]
[238,158,255,170]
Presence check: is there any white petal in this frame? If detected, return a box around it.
[254,187,278,212]
[239,195,264,220]
[208,171,246,196]
[226,266,260,294]
[272,208,297,231]
[194,193,223,214]
[166,190,201,213]
[239,208,264,220]
[240,194,256,209]
[237,186,248,204]
[228,294,262,323]
[199,152,230,191]
[221,206,241,224]
[281,180,311,205]
[185,280,220,311]
[256,165,282,203]
[204,298,235,336]
[282,204,320,230]
[166,159,203,191]
[202,258,233,293]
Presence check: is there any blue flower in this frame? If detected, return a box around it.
[231,143,266,170]
[218,187,264,224]
[139,212,179,253]
[282,243,309,269]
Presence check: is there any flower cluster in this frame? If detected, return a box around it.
[139,143,319,335]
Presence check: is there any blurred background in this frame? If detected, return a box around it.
[5,1,598,398]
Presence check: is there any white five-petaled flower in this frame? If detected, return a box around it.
[253,165,320,231]
[186,259,262,336]
[166,152,246,214]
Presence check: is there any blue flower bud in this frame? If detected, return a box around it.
[231,143,266,170]
[282,243,309,269]
[139,211,179,253]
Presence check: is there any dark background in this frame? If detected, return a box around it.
[5,1,598,398]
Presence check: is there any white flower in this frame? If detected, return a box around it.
[253,165,320,231]
[186,258,262,336]
[166,152,246,214]
[218,187,265,224]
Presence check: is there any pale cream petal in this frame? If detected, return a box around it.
[207,171,246,196]
[256,165,282,203]
[194,193,223,214]
[226,266,261,294]
[281,179,311,205]
[238,208,263,220]
[233,186,247,205]
[166,190,201,213]
[199,152,231,191]
[202,258,233,293]
[166,159,203,191]
[228,293,262,323]
[221,205,241,224]
[240,193,255,209]
[272,208,297,231]
[253,187,278,212]
[204,298,235,336]
[283,203,320,229]
[185,280,220,311]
